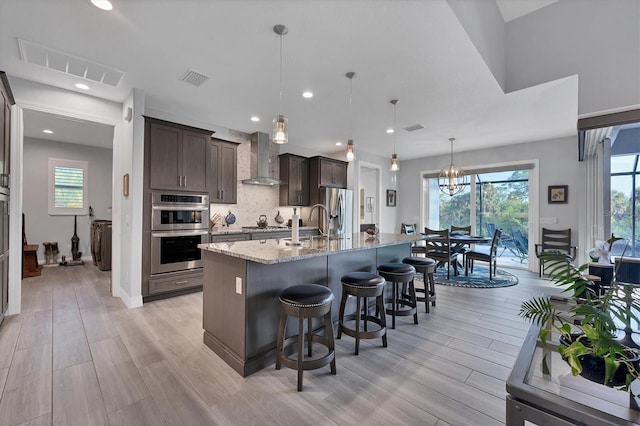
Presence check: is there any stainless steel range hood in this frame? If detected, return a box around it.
[241,132,282,186]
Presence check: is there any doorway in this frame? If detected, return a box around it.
[20,108,114,304]
[358,162,381,231]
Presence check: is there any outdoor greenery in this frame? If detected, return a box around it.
[438,170,529,240]
[610,187,640,256]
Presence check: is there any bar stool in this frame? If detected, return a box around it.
[402,257,437,313]
[276,284,336,391]
[337,272,387,355]
[377,263,417,329]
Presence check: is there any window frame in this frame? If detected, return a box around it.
[48,158,88,216]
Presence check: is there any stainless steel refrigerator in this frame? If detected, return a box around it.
[316,188,353,237]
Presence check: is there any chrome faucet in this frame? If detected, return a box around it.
[308,204,330,236]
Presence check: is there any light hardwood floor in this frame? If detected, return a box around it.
[0,264,562,426]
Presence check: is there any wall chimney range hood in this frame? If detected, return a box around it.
[242,132,282,186]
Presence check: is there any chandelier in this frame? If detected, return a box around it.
[438,137,467,196]
[272,24,288,144]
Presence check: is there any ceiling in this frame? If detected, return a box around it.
[0,0,575,160]
[22,109,114,149]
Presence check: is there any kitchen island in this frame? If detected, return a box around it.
[199,233,420,376]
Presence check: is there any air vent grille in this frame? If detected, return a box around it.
[18,39,125,87]
[404,124,425,132]
[179,69,209,87]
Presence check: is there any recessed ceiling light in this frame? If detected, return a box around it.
[250,116,260,122]
[90,0,113,10]
[43,129,53,134]
[74,83,90,90]
[386,128,394,134]
[336,141,343,146]
[302,91,313,98]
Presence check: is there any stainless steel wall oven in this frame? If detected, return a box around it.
[150,192,209,275]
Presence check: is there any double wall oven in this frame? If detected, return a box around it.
[150,192,209,275]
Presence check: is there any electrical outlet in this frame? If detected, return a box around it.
[235,277,242,295]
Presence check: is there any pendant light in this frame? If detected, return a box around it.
[438,137,468,196]
[272,24,288,144]
[345,71,356,162]
[390,99,400,171]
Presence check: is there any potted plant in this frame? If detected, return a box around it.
[519,248,640,393]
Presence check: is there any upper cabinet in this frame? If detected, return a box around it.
[279,153,309,206]
[145,117,211,192]
[309,156,347,189]
[0,72,14,195]
[208,139,238,204]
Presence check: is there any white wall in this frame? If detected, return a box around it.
[397,135,583,250]
[448,0,506,91]
[23,137,113,262]
[505,0,640,115]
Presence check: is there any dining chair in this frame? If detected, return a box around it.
[465,229,502,280]
[535,228,576,277]
[451,225,472,264]
[401,223,427,256]
[424,227,458,279]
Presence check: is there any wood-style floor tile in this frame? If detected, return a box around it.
[90,336,150,413]
[107,397,168,426]
[52,362,109,426]
[0,264,564,426]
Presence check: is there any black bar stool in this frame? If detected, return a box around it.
[337,272,387,355]
[377,263,417,329]
[276,284,336,391]
[402,257,437,313]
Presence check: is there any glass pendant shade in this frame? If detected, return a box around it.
[389,99,400,171]
[438,138,467,196]
[272,114,288,144]
[346,139,355,161]
[272,25,288,144]
[390,153,400,171]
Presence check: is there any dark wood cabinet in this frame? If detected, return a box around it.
[210,233,249,243]
[308,156,348,206]
[0,72,12,326]
[208,139,238,204]
[146,117,211,192]
[0,73,12,194]
[279,154,309,206]
[309,156,347,189]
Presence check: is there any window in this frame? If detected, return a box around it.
[48,158,88,215]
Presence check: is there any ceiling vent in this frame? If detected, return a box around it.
[18,39,125,87]
[404,124,425,132]
[179,69,209,87]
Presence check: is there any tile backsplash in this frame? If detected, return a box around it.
[209,131,312,231]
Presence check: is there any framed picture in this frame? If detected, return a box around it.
[386,189,396,207]
[548,185,568,204]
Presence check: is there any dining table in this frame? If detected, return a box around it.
[422,232,492,275]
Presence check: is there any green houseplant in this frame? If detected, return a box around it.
[520,249,640,391]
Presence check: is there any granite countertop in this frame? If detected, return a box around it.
[199,233,422,264]
[209,227,318,235]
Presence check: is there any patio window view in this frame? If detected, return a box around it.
[428,169,530,267]
[610,153,639,257]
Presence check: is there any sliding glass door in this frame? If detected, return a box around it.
[427,168,530,268]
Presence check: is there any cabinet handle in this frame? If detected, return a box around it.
[221,190,223,199]
[175,280,188,285]
[184,176,187,187]
[178,176,182,187]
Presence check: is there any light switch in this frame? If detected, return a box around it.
[235,277,242,294]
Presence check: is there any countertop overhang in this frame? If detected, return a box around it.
[199,233,422,264]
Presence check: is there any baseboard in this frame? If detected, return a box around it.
[118,286,143,309]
